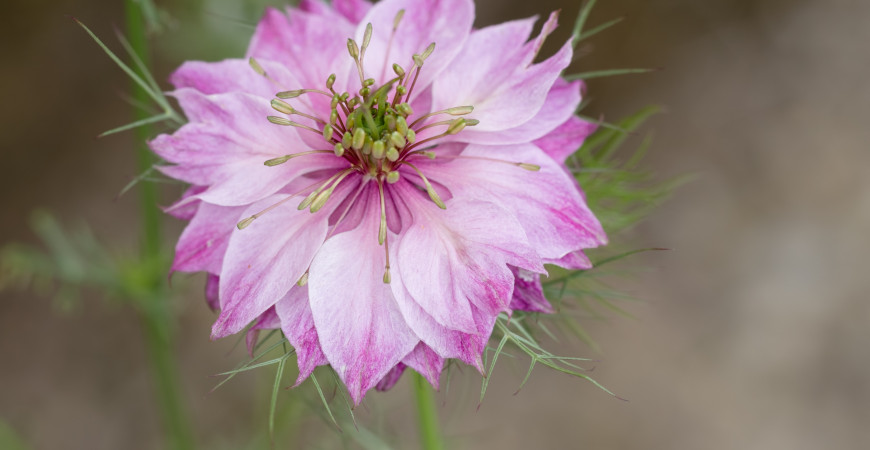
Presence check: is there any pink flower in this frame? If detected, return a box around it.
[153,0,605,404]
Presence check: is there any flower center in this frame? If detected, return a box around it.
[241,11,541,284]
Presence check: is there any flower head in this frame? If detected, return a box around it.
[153,0,605,404]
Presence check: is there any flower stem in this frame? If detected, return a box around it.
[125,1,195,449]
[412,372,444,450]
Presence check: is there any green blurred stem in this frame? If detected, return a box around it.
[412,372,444,450]
[125,1,195,449]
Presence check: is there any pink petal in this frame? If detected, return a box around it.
[164,185,205,220]
[431,16,573,133]
[275,285,329,385]
[375,343,445,391]
[455,79,583,146]
[150,90,345,206]
[245,307,282,356]
[534,115,598,165]
[402,343,444,389]
[390,265,494,372]
[171,202,246,274]
[211,182,355,339]
[375,364,406,391]
[396,188,543,323]
[508,266,554,314]
[418,143,607,262]
[169,58,297,98]
[247,8,357,98]
[307,187,418,404]
[204,274,220,311]
[355,0,474,86]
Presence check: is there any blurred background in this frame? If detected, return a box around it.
[2,0,868,448]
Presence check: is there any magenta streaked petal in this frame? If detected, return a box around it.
[212,184,354,339]
[245,307,282,356]
[204,274,220,311]
[356,0,473,86]
[431,17,573,134]
[549,249,593,270]
[375,363,406,391]
[275,285,329,385]
[397,188,543,323]
[248,7,357,99]
[333,0,372,22]
[534,115,598,165]
[150,90,345,206]
[171,202,246,274]
[403,343,445,389]
[419,143,607,262]
[164,185,206,220]
[307,188,418,404]
[390,266,493,371]
[508,266,554,314]
[169,58,297,97]
[456,79,582,146]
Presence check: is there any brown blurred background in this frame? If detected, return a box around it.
[2,0,868,448]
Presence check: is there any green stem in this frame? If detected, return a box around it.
[125,1,195,449]
[412,372,444,450]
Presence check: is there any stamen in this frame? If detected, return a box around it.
[248,57,266,77]
[381,9,406,80]
[411,154,541,171]
[309,169,355,213]
[267,116,324,136]
[270,99,294,115]
[377,179,387,245]
[360,23,373,78]
[235,177,328,230]
[402,162,446,209]
[263,150,334,167]
[296,272,309,287]
[408,105,473,129]
[276,89,331,99]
